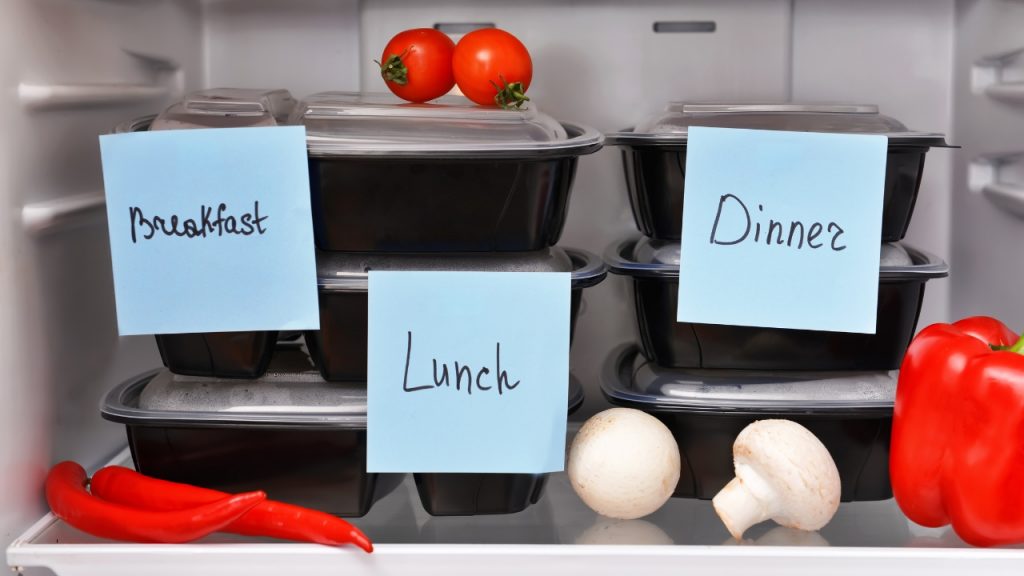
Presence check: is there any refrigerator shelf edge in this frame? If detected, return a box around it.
[9,448,1024,576]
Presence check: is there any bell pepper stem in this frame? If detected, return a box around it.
[1009,331,1024,354]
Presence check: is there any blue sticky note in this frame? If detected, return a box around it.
[99,127,319,335]
[367,271,570,473]
[678,127,887,334]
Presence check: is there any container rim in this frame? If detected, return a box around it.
[319,247,608,291]
[565,247,608,288]
[112,116,604,158]
[99,369,370,429]
[604,126,950,148]
[677,103,879,114]
[600,345,896,415]
[112,114,157,134]
[603,236,950,281]
[305,121,604,158]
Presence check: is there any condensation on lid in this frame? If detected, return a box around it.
[602,345,896,414]
[140,370,368,416]
[629,240,913,267]
[294,92,603,157]
[608,102,946,145]
[136,370,584,416]
[95,345,369,428]
[102,345,585,428]
[149,88,296,131]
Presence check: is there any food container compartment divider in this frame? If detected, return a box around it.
[115,88,297,380]
[412,375,584,517]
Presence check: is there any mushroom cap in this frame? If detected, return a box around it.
[732,419,840,531]
[567,408,680,520]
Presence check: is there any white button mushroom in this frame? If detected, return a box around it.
[568,408,680,520]
[712,419,840,540]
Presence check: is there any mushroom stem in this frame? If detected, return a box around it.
[712,477,771,540]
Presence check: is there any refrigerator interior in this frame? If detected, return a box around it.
[2,0,1023,566]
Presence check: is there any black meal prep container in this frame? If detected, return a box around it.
[154,331,279,379]
[413,375,585,517]
[602,345,897,501]
[115,88,298,380]
[294,92,603,252]
[606,103,949,243]
[606,237,949,371]
[101,345,402,517]
[306,247,607,382]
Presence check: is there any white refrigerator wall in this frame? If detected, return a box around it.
[951,0,1024,328]
[1,0,974,547]
[0,0,203,546]
[792,0,955,329]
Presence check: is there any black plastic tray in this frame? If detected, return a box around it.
[606,238,949,371]
[412,375,584,516]
[602,346,896,501]
[615,140,933,243]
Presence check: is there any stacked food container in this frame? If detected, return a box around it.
[600,103,949,500]
[102,89,606,516]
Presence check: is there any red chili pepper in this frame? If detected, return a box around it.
[891,316,1024,546]
[91,466,373,552]
[45,461,265,543]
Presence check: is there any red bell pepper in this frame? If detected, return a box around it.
[891,316,1024,546]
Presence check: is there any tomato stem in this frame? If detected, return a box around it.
[490,75,529,110]
[375,48,410,86]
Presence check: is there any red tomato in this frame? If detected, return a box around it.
[377,29,455,103]
[452,29,532,109]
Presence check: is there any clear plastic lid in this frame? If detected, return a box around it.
[148,88,296,131]
[293,92,603,157]
[101,345,584,428]
[317,247,606,292]
[608,103,947,147]
[605,236,949,281]
[602,345,895,415]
